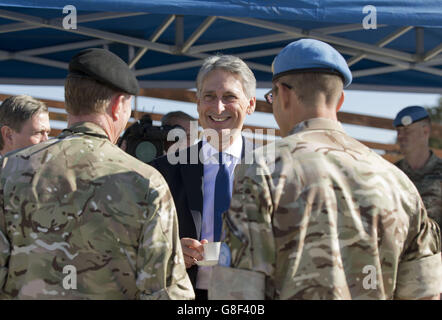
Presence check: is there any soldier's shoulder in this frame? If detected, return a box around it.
[252,134,300,156]
[419,152,442,178]
[5,138,59,159]
[251,131,350,166]
[394,157,405,167]
[239,135,301,180]
[108,143,166,180]
[434,154,442,169]
[0,139,61,175]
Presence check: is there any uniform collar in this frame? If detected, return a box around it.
[425,151,440,170]
[59,122,110,140]
[288,117,345,135]
[401,150,440,175]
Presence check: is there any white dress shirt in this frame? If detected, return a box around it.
[196,134,243,290]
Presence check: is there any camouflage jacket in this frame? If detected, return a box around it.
[0,122,194,300]
[395,152,442,228]
[210,118,441,300]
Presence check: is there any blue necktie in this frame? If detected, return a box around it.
[214,152,231,241]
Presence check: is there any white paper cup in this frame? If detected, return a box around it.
[196,242,221,266]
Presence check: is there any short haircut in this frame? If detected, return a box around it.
[282,73,343,107]
[196,55,256,100]
[64,74,121,115]
[161,111,195,126]
[0,95,48,149]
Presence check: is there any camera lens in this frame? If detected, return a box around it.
[135,141,158,163]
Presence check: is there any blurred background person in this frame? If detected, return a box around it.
[161,111,197,151]
[118,111,194,162]
[394,106,441,229]
[0,95,50,158]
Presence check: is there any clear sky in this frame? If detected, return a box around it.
[0,84,440,151]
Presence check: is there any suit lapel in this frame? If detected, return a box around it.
[179,136,254,241]
[241,135,258,161]
[180,141,204,240]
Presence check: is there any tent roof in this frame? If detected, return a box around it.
[0,1,441,93]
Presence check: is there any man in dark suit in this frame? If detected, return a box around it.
[151,55,257,300]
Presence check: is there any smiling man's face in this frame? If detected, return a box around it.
[197,69,255,145]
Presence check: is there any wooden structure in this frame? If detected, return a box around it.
[1,91,441,161]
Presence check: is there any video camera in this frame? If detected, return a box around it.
[118,114,185,163]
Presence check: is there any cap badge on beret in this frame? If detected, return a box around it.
[401,115,413,126]
[393,105,429,127]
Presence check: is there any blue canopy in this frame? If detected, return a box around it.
[0,1,441,93]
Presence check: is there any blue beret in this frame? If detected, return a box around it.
[393,106,430,127]
[272,39,352,88]
[69,48,139,95]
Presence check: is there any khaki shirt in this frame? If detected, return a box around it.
[395,152,442,228]
[210,118,441,300]
[0,122,194,299]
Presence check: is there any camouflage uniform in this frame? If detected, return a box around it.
[395,152,442,228]
[0,122,194,300]
[210,118,441,300]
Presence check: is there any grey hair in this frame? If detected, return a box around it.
[196,55,256,99]
[0,95,48,149]
[161,111,195,126]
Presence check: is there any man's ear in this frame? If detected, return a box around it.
[336,92,345,112]
[110,94,125,121]
[1,126,13,144]
[422,122,431,138]
[279,82,292,111]
[247,97,256,115]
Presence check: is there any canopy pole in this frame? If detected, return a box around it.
[175,15,184,49]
